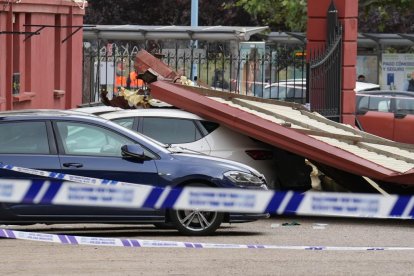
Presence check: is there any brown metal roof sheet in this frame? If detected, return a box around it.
[150,81,414,186]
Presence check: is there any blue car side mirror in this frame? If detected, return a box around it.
[121,144,146,160]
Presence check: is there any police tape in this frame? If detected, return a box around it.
[0,163,142,187]
[0,178,413,219]
[1,165,413,252]
[1,227,413,251]
[1,162,414,218]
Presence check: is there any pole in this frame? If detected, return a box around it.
[191,0,198,81]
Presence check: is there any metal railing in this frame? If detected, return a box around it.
[82,42,307,105]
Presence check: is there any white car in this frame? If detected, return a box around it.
[262,80,379,102]
[72,105,123,115]
[97,108,279,189]
[262,83,306,104]
[354,81,380,92]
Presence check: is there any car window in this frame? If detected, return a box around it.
[396,97,414,115]
[357,95,369,112]
[0,121,50,154]
[357,94,391,113]
[365,95,391,112]
[112,117,134,129]
[200,121,220,134]
[286,88,304,98]
[141,117,202,144]
[56,121,134,157]
[270,86,287,99]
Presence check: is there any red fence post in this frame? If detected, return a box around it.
[307,0,358,125]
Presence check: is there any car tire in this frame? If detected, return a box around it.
[169,183,224,236]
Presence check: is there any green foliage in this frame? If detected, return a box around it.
[358,0,414,32]
[84,0,413,33]
[232,0,307,31]
[233,0,414,32]
[85,0,255,26]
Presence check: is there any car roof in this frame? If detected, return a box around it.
[100,108,205,120]
[264,83,305,89]
[354,81,380,92]
[0,109,106,121]
[72,105,123,115]
[264,81,379,92]
[356,90,414,97]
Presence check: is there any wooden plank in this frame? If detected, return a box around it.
[231,98,359,137]
[298,109,414,151]
[295,129,414,162]
[167,82,414,154]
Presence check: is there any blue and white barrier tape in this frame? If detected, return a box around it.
[2,164,413,251]
[0,178,413,219]
[1,228,413,251]
[0,163,144,187]
[1,163,414,219]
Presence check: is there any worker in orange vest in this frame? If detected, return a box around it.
[127,71,144,90]
[115,75,127,89]
[114,63,127,92]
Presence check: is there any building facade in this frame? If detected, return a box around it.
[0,0,85,111]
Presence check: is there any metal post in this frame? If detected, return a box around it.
[327,0,338,46]
[191,0,198,81]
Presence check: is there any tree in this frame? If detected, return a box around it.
[231,0,307,31]
[358,0,414,32]
[84,0,414,32]
[84,0,257,26]
[233,0,414,32]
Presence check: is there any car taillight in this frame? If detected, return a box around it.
[245,150,273,160]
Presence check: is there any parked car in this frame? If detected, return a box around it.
[354,81,380,92]
[0,110,268,235]
[260,80,378,105]
[262,83,306,104]
[356,91,414,144]
[95,108,281,189]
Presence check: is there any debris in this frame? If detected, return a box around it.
[312,223,328,230]
[282,221,300,226]
[100,88,152,109]
[178,76,195,86]
[306,160,322,191]
[270,223,280,228]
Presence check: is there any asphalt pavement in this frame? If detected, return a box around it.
[1,216,414,275]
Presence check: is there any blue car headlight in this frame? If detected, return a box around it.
[224,171,266,187]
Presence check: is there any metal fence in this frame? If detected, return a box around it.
[82,41,307,105]
[82,4,343,120]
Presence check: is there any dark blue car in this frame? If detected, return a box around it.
[0,110,268,235]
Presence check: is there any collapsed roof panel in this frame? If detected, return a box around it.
[134,49,414,187]
[149,81,414,186]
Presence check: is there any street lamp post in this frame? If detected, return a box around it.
[191,0,198,81]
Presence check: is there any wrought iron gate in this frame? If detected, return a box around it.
[307,1,343,122]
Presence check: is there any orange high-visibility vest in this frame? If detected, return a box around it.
[115,75,127,87]
[129,71,144,88]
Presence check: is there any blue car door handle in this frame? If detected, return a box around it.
[63,163,83,168]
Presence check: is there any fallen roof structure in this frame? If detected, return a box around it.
[135,50,414,193]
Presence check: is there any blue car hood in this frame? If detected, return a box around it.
[169,152,263,177]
